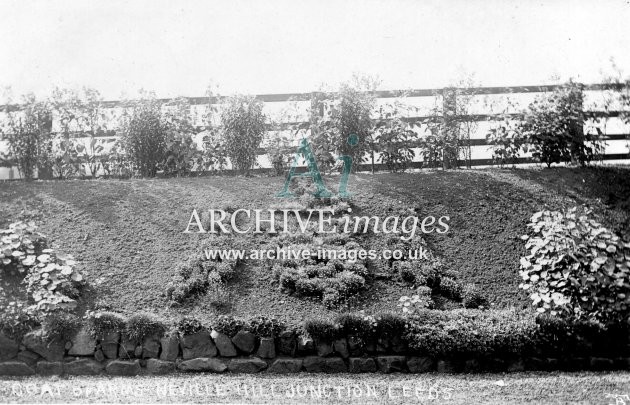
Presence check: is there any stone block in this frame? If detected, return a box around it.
[277,331,296,356]
[17,350,41,366]
[232,331,256,354]
[23,330,65,362]
[227,357,267,373]
[65,359,105,375]
[106,360,141,376]
[0,361,35,376]
[101,332,120,359]
[68,327,96,356]
[0,333,19,361]
[181,331,217,359]
[210,331,237,357]
[349,357,377,373]
[407,356,434,373]
[142,336,160,359]
[376,356,406,373]
[159,333,180,361]
[303,356,347,373]
[316,341,333,357]
[256,337,276,359]
[178,357,227,373]
[269,358,303,373]
[146,358,176,374]
[36,361,63,376]
[333,339,349,358]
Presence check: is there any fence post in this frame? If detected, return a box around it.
[442,87,458,170]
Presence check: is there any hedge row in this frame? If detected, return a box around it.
[2,309,629,364]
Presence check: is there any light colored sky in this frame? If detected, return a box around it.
[0,0,629,101]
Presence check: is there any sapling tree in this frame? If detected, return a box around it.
[220,94,266,175]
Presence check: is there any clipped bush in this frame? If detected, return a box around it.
[278,267,305,291]
[520,208,630,324]
[166,255,238,305]
[295,277,323,297]
[337,271,365,297]
[247,316,285,338]
[335,313,374,340]
[42,311,81,342]
[176,316,205,336]
[125,313,166,341]
[462,284,489,309]
[397,261,417,283]
[87,311,126,338]
[322,288,341,309]
[211,315,245,338]
[220,95,266,175]
[375,312,407,340]
[304,318,339,342]
[439,277,463,301]
[405,309,537,358]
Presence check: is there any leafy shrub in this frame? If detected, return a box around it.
[220,95,266,174]
[462,284,489,309]
[266,131,294,176]
[520,208,630,323]
[309,76,377,173]
[0,221,46,275]
[42,311,81,342]
[1,221,85,314]
[303,318,339,341]
[439,277,463,300]
[176,316,205,336]
[2,95,53,180]
[211,315,245,338]
[161,131,203,176]
[375,312,407,340]
[247,316,285,338]
[160,97,203,176]
[121,97,166,177]
[87,311,126,338]
[520,81,604,167]
[486,123,525,167]
[374,117,416,173]
[125,313,166,341]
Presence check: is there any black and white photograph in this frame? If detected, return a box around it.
[0,0,629,403]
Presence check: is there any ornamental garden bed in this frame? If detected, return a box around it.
[0,166,629,376]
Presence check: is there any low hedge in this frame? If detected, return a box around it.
[68,309,630,360]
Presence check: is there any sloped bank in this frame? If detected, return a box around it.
[1,312,629,376]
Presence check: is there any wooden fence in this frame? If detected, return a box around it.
[0,83,629,178]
